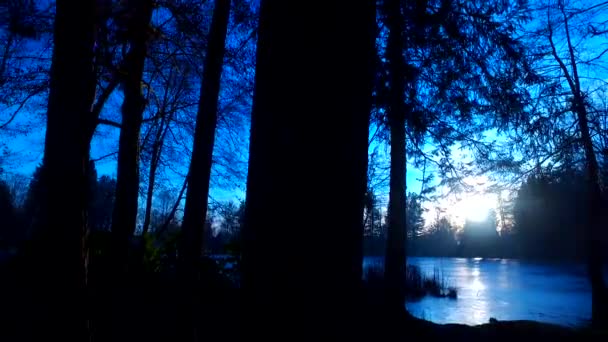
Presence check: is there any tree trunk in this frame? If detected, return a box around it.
[384,0,408,310]
[177,2,231,339]
[111,0,154,271]
[180,0,231,278]
[548,3,608,325]
[142,118,169,235]
[33,0,97,339]
[575,98,608,328]
[241,0,375,337]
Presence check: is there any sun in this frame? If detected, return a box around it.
[456,194,494,222]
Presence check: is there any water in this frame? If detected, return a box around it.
[364,256,592,327]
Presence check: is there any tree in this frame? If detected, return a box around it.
[406,192,425,253]
[0,180,19,247]
[30,0,97,339]
[241,0,375,336]
[22,165,44,235]
[0,0,53,133]
[543,0,608,326]
[380,0,535,308]
[111,0,154,272]
[383,0,408,309]
[419,216,457,257]
[216,200,243,237]
[497,0,608,326]
[512,171,586,259]
[180,0,232,280]
[90,175,116,232]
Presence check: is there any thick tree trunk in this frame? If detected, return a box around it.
[241,0,375,337]
[384,0,408,310]
[180,0,231,278]
[111,0,153,271]
[34,0,97,339]
[575,98,608,328]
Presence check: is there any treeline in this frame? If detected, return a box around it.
[364,168,608,261]
[0,164,244,259]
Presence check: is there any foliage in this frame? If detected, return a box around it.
[142,232,162,273]
[373,0,539,195]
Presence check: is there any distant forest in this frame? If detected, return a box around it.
[3,163,607,261]
[364,168,608,261]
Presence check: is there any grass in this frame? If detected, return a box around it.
[363,263,458,300]
[406,265,458,300]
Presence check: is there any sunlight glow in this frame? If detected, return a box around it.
[456,194,494,222]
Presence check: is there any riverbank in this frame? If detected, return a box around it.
[1,254,604,341]
[360,306,606,341]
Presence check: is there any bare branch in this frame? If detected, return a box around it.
[98,118,122,129]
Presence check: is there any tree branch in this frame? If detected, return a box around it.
[98,118,122,128]
[547,6,577,95]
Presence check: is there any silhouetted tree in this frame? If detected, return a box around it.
[544,1,608,326]
[111,0,154,272]
[406,193,425,241]
[22,165,44,235]
[380,0,535,309]
[180,0,232,284]
[513,171,586,260]
[498,0,608,325]
[31,0,97,339]
[0,180,19,247]
[416,216,457,257]
[90,175,116,232]
[383,0,408,309]
[241,0,375,336]
[0,0,52,133]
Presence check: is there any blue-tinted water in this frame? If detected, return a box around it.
[364,257,592,327]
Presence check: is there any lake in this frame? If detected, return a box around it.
[364,256,592,327]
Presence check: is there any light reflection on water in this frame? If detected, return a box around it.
[363,257,592,327]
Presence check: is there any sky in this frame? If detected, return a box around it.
[3,0,608,229]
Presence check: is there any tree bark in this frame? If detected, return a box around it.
[384,0,408,310]
[241,0,375,337]
[180,0,231,278]
[33,0,97,339]
[111,0,154,271]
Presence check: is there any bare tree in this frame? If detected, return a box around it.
[537,0,608,326]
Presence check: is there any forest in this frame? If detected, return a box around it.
[1,0,608,340]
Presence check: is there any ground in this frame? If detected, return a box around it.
[1,254,606,341]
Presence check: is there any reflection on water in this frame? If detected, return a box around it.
[364,257,592,327]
